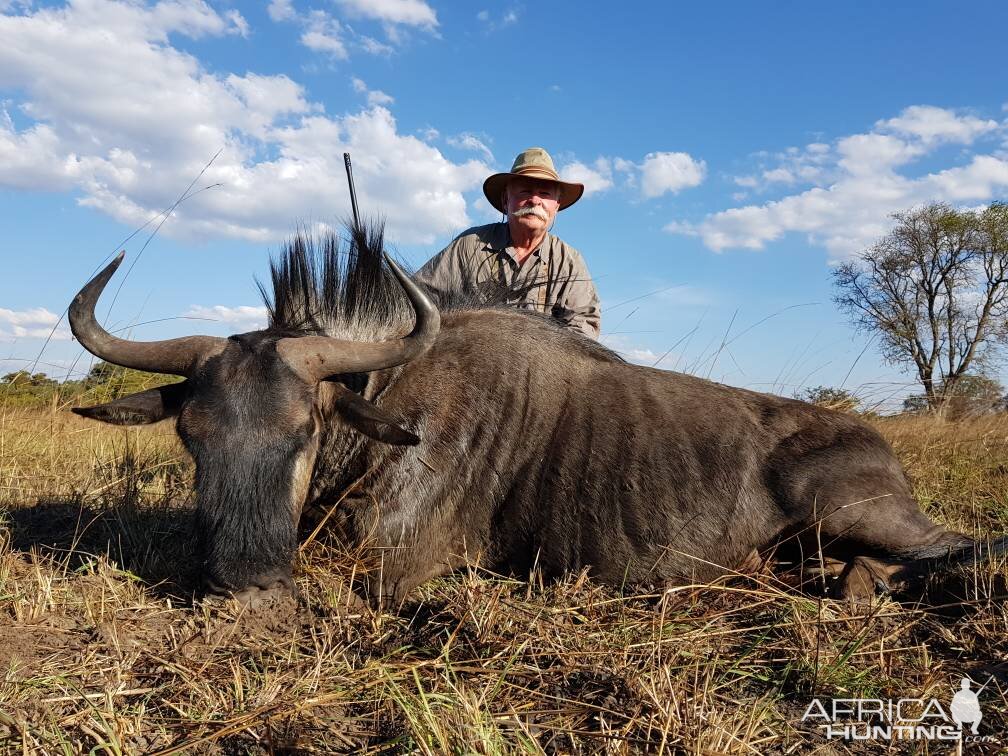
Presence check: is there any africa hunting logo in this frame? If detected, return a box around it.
[801,677,998,743]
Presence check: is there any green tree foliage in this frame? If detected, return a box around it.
[834,202,1008,410]
[3,370,57,387]
[0,361,181,409]
[796,385,861,413]
[82,360,181,403]
[1,369,62,407]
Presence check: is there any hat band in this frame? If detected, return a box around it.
[511,165,560,182]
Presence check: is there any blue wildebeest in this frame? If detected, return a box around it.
[69,226,1005,606]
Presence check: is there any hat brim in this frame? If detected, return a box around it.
[483,170,584,214]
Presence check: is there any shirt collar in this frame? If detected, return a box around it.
[486,222,548,265]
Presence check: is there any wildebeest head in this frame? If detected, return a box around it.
[68,230,439,603]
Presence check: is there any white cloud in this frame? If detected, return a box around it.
[476,6,519,29]
[185,304,268,330]
[272,4,403,57]
[224,9,248,38]
[447,132,493,163]
[149,0,245,38]
[352,77,394,106]
[730,141,838,193]
[301,10,348,58]
[560,158,613,196]
[836,132,924,174]
[557,152,705,199]
[0,307,70,341]
[877,105,998,146]
[662,219,696,236]
[0,0,491,246]
[335,0,437,28]
[367,90,393,106]
[669,105,1008,258]
[639,152,707,198]
[622,347,659,364]
[598,335,659,365]
[267,0,296,22]
[0,307,59,327]
[359,35,394,55]
[762,167,795,184]
[923,154,1008,200]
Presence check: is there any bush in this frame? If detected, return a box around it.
[796,386,861,413]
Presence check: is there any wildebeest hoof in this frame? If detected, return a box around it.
[828,557,895,604]
[229,584,293,608]
[202,584,294,609]
[203,573,296,608]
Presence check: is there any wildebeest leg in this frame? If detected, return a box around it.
[364,554,465,610]
[805,474,973,599]
[358,528,476,610]
[827,555,905,602]
[769,424,981,599]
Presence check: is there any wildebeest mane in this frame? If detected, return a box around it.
[261,221,546,340]
[260,222,417,342]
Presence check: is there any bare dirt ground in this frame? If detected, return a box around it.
[1,407,1006,753]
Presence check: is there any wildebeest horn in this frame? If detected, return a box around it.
[69,252,225,376]
[276,254,440,381]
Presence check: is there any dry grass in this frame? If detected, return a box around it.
[1,406,1006,754]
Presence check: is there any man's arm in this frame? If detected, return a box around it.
[553,284,600,339]
[551,249,601,339]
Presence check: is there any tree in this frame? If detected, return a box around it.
[2,370,56,387]
[3,370,31,384]
[0,370,61,408]
[797,385,861,412]
[82,360,182,402]
[903,373,1005,418]
[834,202,1008,410]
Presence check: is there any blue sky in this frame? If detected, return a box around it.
[2,0,1007,409]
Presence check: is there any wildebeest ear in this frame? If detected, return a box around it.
[330,384,420,446]
[72,381,188,426]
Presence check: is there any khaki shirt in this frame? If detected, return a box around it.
[414,223,601,339]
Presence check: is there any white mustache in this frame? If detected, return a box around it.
[511,206,549,221]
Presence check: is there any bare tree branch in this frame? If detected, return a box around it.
[833,202,1008,409]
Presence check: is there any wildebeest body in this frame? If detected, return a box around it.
[308,307,958,603]
[68,227,1001,605]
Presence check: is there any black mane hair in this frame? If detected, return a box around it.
[260,220,518,341]
[260,221,418,342]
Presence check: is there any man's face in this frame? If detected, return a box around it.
[505,177,561,235]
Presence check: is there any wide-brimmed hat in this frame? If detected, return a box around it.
[483,147,584,213]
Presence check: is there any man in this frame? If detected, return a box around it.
[415,147,601,339]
